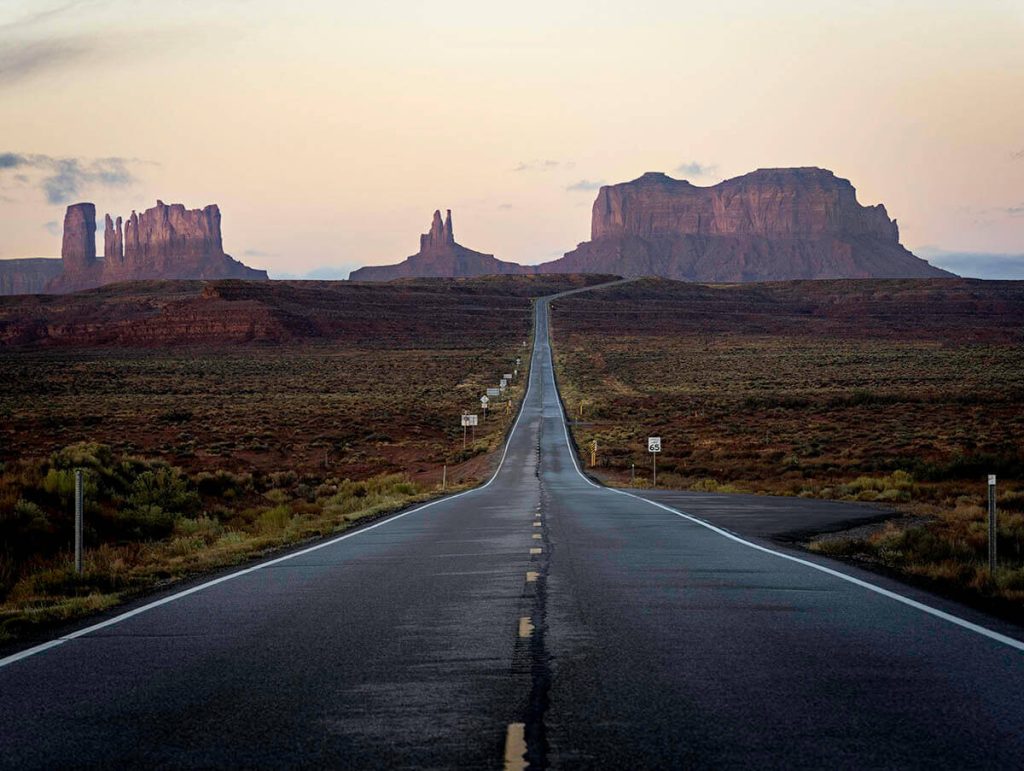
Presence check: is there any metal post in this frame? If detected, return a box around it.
[74,468,84,574]
[652,453,657,488]
[463,425,467,450]
[442,464,447,491]
[631,463,635,485]
[988,474,997,573]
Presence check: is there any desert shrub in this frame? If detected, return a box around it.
[838,470,915,502]
[256,504,293,534]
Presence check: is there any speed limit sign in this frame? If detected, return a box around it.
[648,437,662,453]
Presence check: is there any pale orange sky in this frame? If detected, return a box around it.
[1,0,1022,277]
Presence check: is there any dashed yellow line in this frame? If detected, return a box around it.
[530,547,542,555]
[518,617,534,638]
[504,722,527,771]
[526,571,538,583]
[533,521,542,527]
[532,533,542,540]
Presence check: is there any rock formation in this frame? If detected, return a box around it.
[43,200,267,293]
[104,214,123,262]
[538,168,954,281]
[349,209,530,281]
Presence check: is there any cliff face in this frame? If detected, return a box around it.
[43,200,267,293]
[539,168,953,281]
[0,259,64,295]
[350,209,531,281]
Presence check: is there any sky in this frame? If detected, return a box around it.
[1,0,1022,278]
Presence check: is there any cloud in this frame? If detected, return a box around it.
[566,179,604,192]
[0,37,97,87]
[498,203,514,210]
[243,248,272,258]
[0,152,141,204]
[915,247,1024,279]
[1006,204,1024,217]
[512,159,574,172]
[1012,149,1024,160]
[675,161,717,177]
[42,220,60,236]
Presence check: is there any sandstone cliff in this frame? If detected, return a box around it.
[538,168,953,281]
[349,209,531,281]
[44,201,267,293]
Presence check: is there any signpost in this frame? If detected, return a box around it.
[504,373,513,383]
[499,379,507,393]
[648,436,661,487]
[480,394,489,419]
[988,474,998,572]
[487,387,500,398]
[461,413,478,448]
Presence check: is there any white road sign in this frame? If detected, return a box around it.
[648,437,662,453]
[504,373,513,381]
[487,387,500,397]
[480,395,490,406]
[461,414,479,427]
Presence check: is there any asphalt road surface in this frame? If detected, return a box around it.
[3,294,1023,769]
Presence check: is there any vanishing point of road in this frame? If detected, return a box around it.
[3,289,1023,769]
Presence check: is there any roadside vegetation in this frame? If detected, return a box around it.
[550,278,1024,612]
[0,276,572,643]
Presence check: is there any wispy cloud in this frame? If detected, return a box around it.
[42,220,60,236]
[1012,149,1024,161]
[1006,203,1024,217]
[0,37,97,86]
[566,179,604,192]
[0,152,142,204]
[675,161,717,177]
[498,203,514,210]
[513,159,574,173]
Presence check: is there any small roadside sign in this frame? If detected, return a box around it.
[461,414,478,427]
[648,437,662,453]
[480,395,489,406]
[503,373,513,381]
[487,387,500,397]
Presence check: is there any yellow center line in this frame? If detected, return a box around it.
[504,723,527,771]
[530,547,542,555]
[518,616,534,638]
[533,521,542,527]
[526,571,538,583]
[532,533,542,540]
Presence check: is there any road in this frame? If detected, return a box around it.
[2,294,1023,769]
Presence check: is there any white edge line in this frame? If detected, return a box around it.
[541,299,1024,654]
[0,324,541,670]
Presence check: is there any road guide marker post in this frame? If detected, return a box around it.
[461,414,478,449]
[988,474,998,573]
[74,468,84,574]
[480,394,489,420]
[648,437,661,487]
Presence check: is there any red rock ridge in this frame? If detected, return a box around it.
[539,168,954,281]
[45,201,268,293]
[349,209,532,281]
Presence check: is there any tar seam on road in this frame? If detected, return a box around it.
[541,299,1024,654]
[0,324,544,670]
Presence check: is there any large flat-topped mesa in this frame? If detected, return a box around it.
[45,200,268,292]
[539,168,953,281]
[350,209,530,281]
